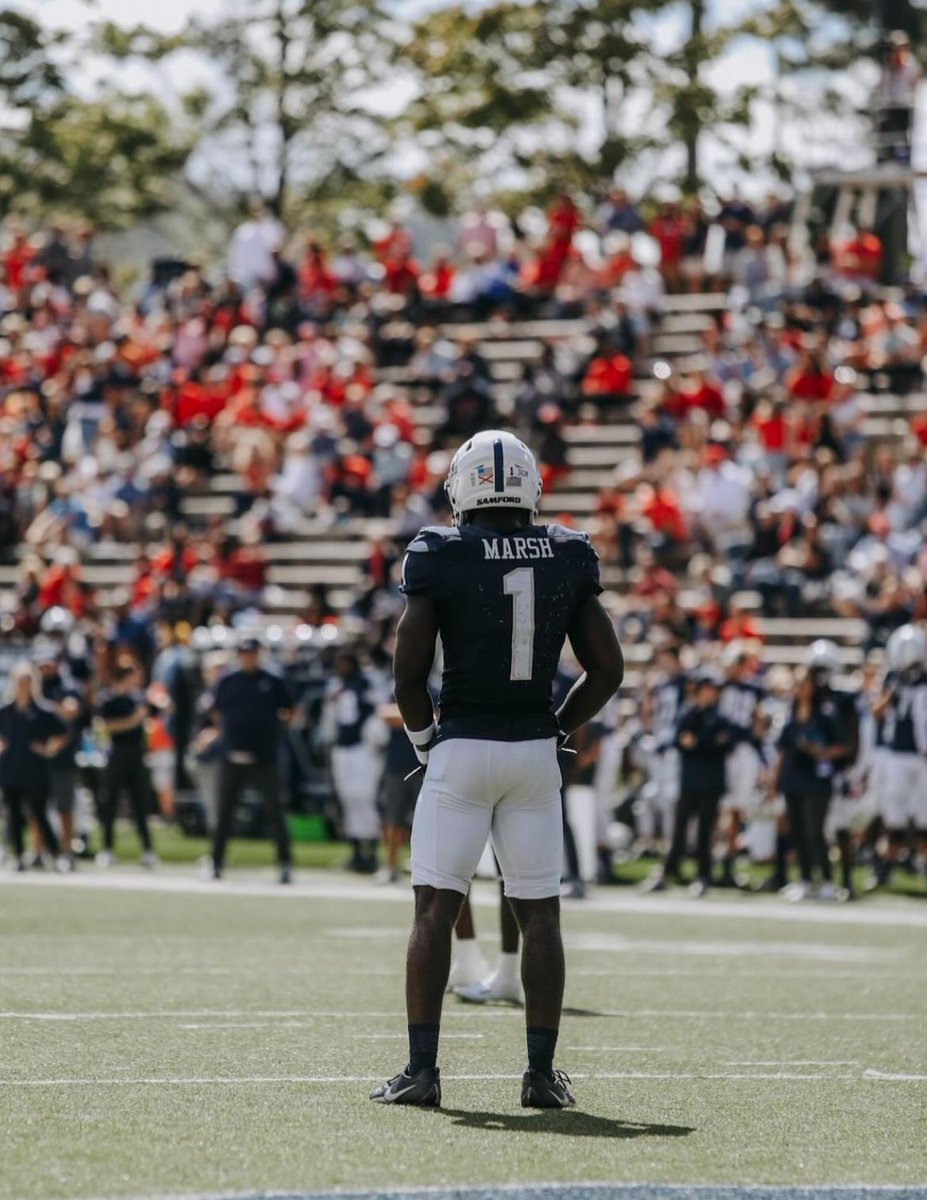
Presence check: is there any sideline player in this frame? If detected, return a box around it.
[370,430,624,1109]
[806,639,859,898]
[717,642,765,887]
[873,625,927,887]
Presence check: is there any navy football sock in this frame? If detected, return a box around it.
[408,1023,440,1073]
[527,1026,559,1075]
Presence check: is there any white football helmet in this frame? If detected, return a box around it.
[445,429,542,523]
[807,639,841,680]
[886,624,927,675]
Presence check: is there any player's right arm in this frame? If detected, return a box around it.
[393,593,440,736]
[557,595,624,738]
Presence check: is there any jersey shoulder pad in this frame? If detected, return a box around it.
[405,525,460,554]
[543,523,594,546]
[401,527,457,596]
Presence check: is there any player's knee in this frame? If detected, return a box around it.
[413,885,465,930]
[510,896,560,938]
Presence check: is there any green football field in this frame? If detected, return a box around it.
[1,864,926,1200]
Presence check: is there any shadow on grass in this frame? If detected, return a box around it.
[439,1109,695,1138]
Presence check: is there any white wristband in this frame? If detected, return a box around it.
[404,721,436,748]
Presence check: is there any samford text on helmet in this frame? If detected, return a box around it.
[445,430,543,523]
[807,638,841,681]
[886,624,927,677]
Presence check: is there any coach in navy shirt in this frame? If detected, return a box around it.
[208,635,293,882]
[0,662,67,870]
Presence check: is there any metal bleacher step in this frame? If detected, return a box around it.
[756,618,865,646]
[268,565,362,588]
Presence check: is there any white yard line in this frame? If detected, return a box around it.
[117,1184,927,1200]
[0,1007,923,1022]
[565,1045,666,1052]
[0,1068,868,1087]
[4,868,926,929]
[724,1060,861,1067]
[569,934,895,962]
[864,1069,927,1082]
[3,965,920,980]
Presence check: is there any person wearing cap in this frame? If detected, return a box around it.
[96,663,157,869]
[0,662,69,872]
[37,650,86,868]
[207,636,293,883]
[770,667,847,902]
[644,670,736,897]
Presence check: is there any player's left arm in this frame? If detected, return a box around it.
[393,593,440,736]
[558,595,624,737]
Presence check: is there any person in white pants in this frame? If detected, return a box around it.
[323,650,387,874]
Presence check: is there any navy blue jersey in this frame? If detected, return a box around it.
[401,522,602,741]
[884,672,927,755]
[325,672,375,749]
[719,680,764,733]
[0,701,66,792]
[817,685,860,767]
[652,675,686,751]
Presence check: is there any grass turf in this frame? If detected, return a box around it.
[0,868,926,1200]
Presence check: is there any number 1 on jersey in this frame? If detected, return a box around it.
[504,567,535,681]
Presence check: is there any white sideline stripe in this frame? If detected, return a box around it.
[725,1060,861,1067]
[569,933,894,963]
[0,1007,924,1022]
[865,1069,927,1082]
[117,1183,927,1200]
[354,1033,484,1040]
[4,965,924,981]
[571,968,927,979]
[5,867,927,928]
[566,1045,666,1052]
[0,966,235,976]
[180,1022,318,1031]
[0,1069,865,1087]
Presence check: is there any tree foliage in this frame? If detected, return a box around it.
[0,0,895,231]
[97,0,402,220]
[0,8,192,228]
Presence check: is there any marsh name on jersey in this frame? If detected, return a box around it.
[401,523,602,743]
[482,537,555,561]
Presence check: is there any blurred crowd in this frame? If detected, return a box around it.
[1,187,927,894]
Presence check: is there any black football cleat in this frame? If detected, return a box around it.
[369,1066,441,1106]
[521,1068,576,1108]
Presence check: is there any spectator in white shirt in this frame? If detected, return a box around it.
[688,446,752,550]
[228,204,285,291]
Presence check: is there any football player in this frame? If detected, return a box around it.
[370,430,624,1109]
[717,641,766,887]
[873,625,927,888]
[805,639,860,897]
[644,645,687,852]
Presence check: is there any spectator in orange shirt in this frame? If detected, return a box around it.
[786,346,834,404]
[678,365,725,420]
[3,227,36,293]
[835,226,883,283]
[719,599,764,644]
[383,250,421,297]
[299,240,337,305]
[649,201,685,291]
[581,337,633,418]
[639,482,690,562]
[419,248,455,304]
